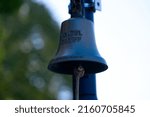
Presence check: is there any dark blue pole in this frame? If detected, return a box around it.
[79,0,97,100]
[84,0,94,22]
[79,74,97,100]
[71,0,98,100]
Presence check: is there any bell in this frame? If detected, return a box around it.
[48,18,108,74]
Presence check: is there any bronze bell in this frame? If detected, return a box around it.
[48,18,108,74]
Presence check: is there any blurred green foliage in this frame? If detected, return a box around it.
[0,0,72,99]
[0,0,22,14]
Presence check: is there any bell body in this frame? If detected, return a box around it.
[48,18,108,74]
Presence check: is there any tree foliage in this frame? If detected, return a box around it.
[0,0,72,99]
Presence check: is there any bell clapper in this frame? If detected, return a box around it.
[74,65,85,100]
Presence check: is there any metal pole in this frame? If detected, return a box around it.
[71,0,98,100]
[79,74,97,100]
[80,0,98,100]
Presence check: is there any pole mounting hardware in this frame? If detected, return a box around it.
[94,0,101,11]
[69,0,101,17]
[69,0,83,17]
[84,0,101,12]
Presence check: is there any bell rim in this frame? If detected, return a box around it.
[48,57,108,75]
